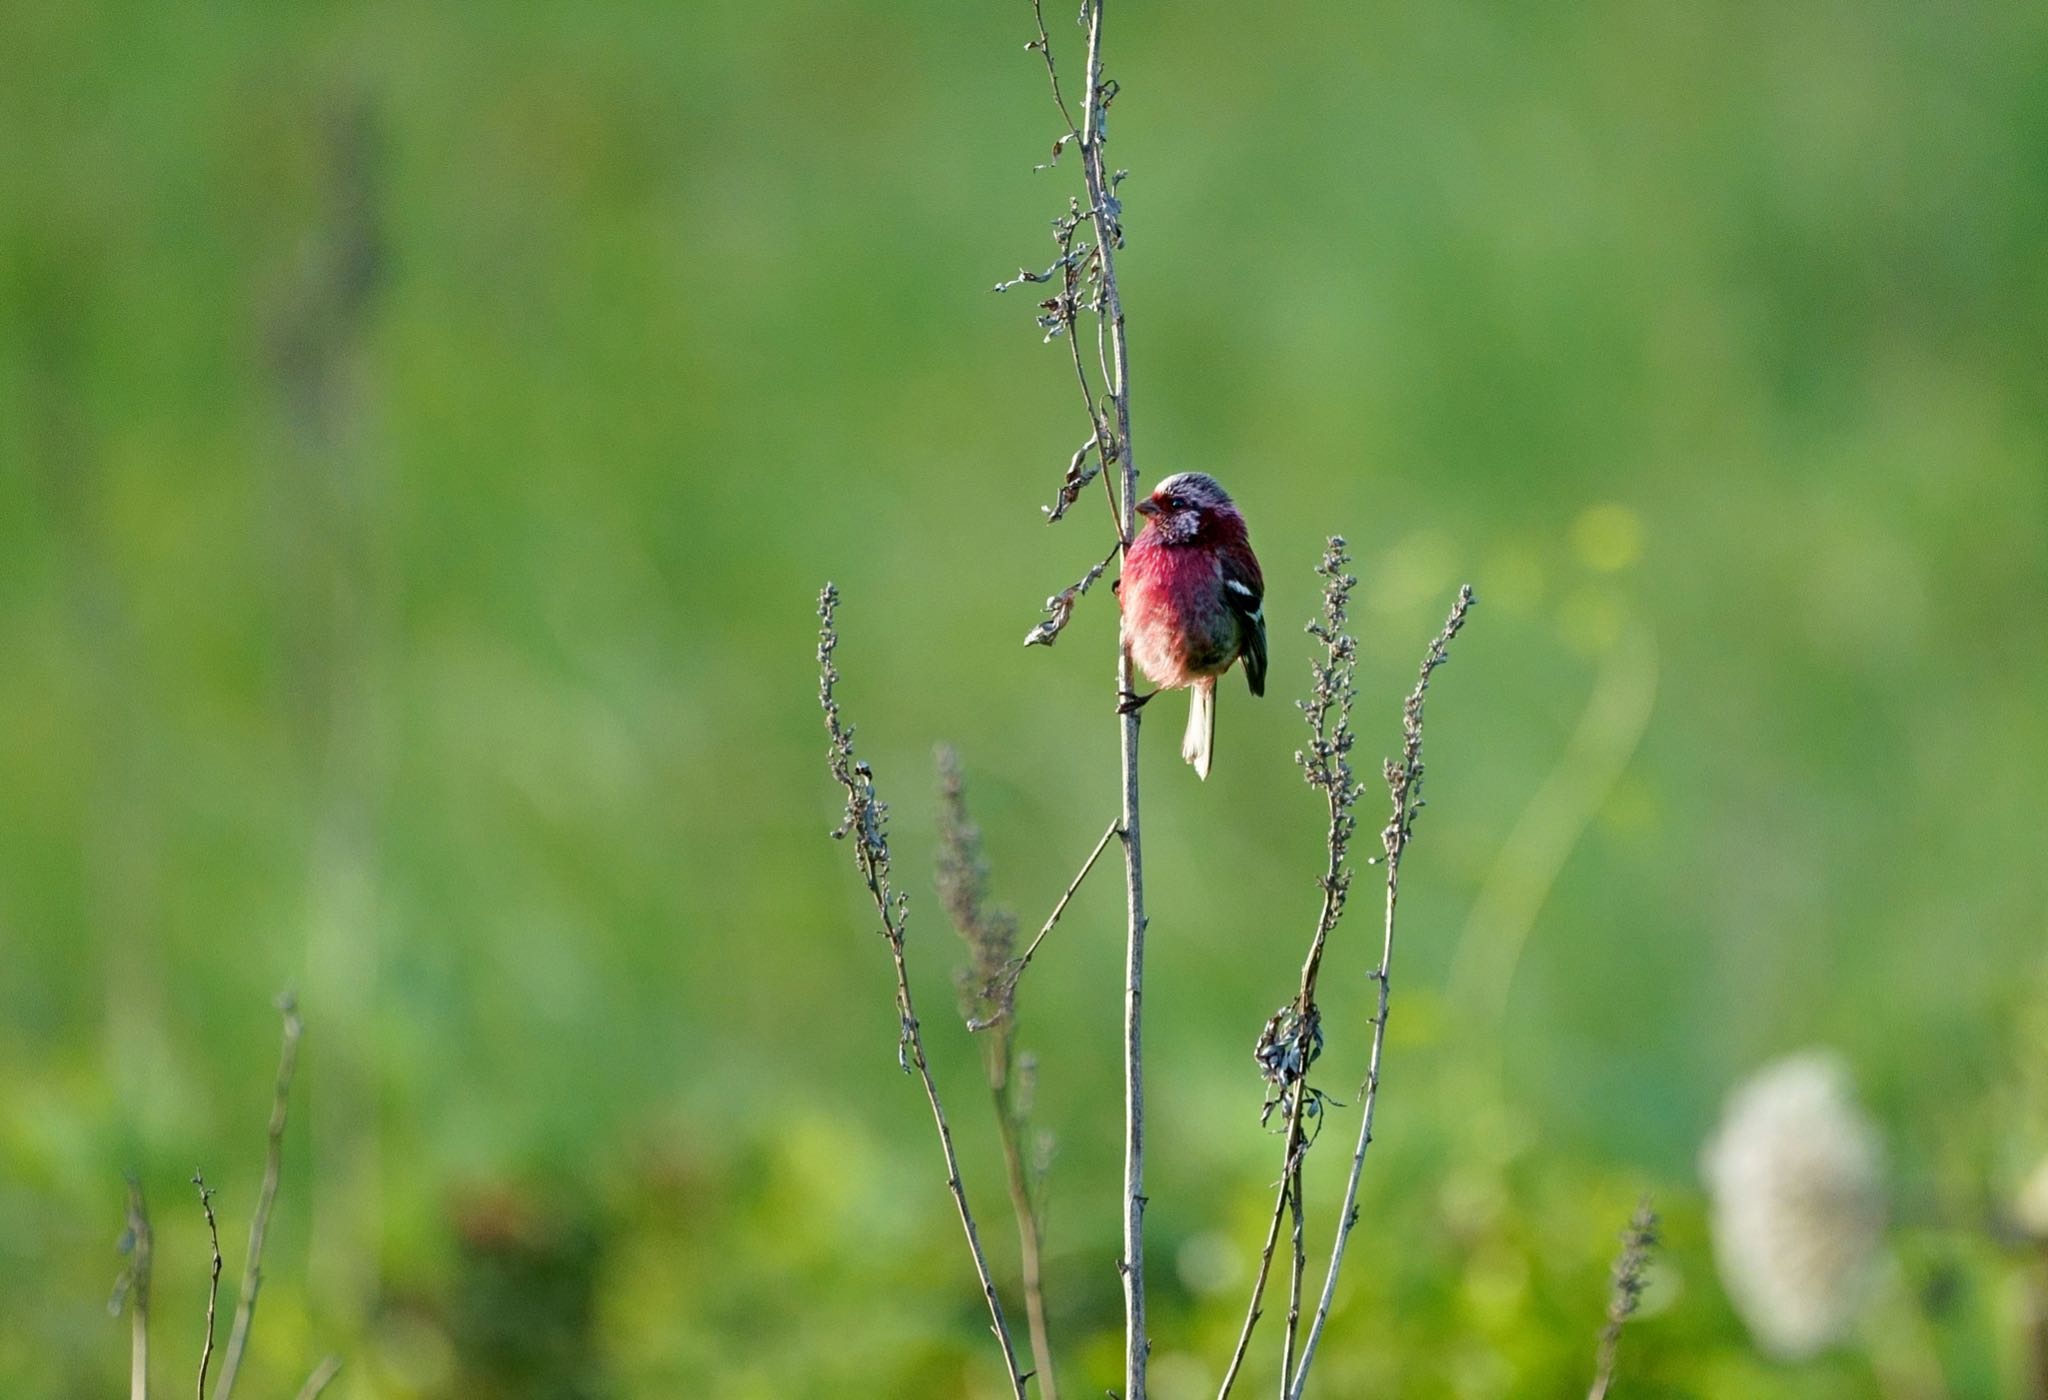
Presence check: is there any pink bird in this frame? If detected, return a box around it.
[1117,471,1267,779]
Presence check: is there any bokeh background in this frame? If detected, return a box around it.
[4,2,2046,1396]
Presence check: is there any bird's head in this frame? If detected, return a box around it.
[1136,471,1236,544]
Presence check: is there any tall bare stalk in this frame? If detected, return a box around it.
[1010,1,1149,1387]
[193,1177,222,1400]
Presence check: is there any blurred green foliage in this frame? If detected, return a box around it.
[3,1,2046,1395]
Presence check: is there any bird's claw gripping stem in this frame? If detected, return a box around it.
[1116,688,1157,716]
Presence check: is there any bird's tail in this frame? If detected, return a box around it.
[1182,677,1216,780]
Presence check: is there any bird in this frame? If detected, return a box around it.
[1116,471,1266,779]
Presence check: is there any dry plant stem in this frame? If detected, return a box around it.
[875,878,1026,1396]
[212,997,304,1400]
[817,589,1029,1400]
[1022,0,1144,1384]
[293,1356,342,1400]
[1587,1199,1659,1400]
[1288,585,1475,1400]
[873,840,1028,1397]
[1220,543,1363,1400]
[992,1080,1059,1400]
[1215,1158,1292,1400]
[1024,0,1119,541]
[1280,1144,1308,1394]
[123,1178,153,1400]
[193,1176,222,1400]
[1112,480,1150,1400]
[999,817,1120,997]
[1070,2,1149,1389]
[1218,1028,1319,1399]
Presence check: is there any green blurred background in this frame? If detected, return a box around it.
[4,2,2046,1395]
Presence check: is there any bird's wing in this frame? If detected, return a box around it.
[1221,550,1267,697]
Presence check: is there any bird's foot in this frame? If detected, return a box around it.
[1116,688,1159,716]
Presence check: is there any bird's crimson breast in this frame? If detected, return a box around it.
[1120,537,1237,688]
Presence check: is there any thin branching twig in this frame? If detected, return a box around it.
[1017,0,1121,541]
[192,1175,222,1400]
[818,587,1030,1399]
[112,1177,153,1400]
[938,746,1062,1400]
[211,995,305,1400]
[1588,1199,1659,1400]
[1287,582,1475,1399]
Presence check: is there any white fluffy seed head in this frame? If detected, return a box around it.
[1699,1051,1887,1359]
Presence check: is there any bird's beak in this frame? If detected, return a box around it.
[1135,497,1161,518]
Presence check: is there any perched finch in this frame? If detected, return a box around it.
[1117,471,1266,779]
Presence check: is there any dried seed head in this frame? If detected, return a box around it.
[934,745,1019,1030]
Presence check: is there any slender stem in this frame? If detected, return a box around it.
[1027,0,1118,541]
[1115,625,1148,1400]
[1280,1140,1308,1396]
[994,817,1120,1004]
[1026,0,1144,1386]
[1076,0,1148,1388]
[193,1176,222,1400]
[292,1356,342,1400]
[1028,0,1079,136]
[889,933,1030,1397]
[992,1069,1060,1400]
[1284,856,1395,1397]
[1215,1161,1291,1399]
[212,997,304,1400]
[1275,792,1353,1394]
[123,1178,153,1400]
[884,899,1028,1396]
[1288,587,1474,1399]
[1221,545,1359,1399]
